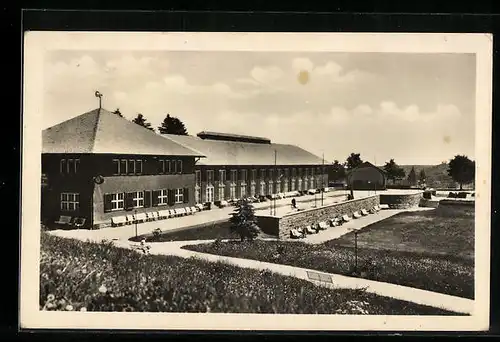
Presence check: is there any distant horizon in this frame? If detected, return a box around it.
[43,51,476,165]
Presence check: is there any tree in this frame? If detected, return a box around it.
[329,160,346,182]
[112,108,124,117]
[132,113,154,131]
[407,166,417,186]
[384,159,406,184]
[345,153,363,170]
[447,155,475,190]
[419,169,427,185]
[158,114,188,135]
[229,197,260,242]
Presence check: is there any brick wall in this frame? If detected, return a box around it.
[379,192,423,209]
[276,195,380,240]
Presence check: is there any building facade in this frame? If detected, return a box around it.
[346,161,387,190]
[166,132,329,204]
[41,108,204,229]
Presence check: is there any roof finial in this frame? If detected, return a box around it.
[94,90,103,109]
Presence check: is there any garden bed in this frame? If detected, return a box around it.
[184,205,474,299]
[40,233,460,315]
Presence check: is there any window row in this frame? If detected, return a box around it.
[112,159,144,175]
[104,188,190,212]
[112,159,183,176]
[60,159,80,174]
[195,167,325,183]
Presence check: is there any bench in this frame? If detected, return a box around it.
[111,216,127,227]
[379,204,390,210]
[126,214,135,223]
[195,203,204,211]
[55,215,72,225]
[353,211,362,219]
[135,212,148,222]
[341,214,351,223]
[361,209,370,216]
[306,225,317,234]
[329,218,341,227]
[149,211,159,220]
[290,228,305,239]
[73,217,86,228]
[317,221,329,230]
[157,210,170,219]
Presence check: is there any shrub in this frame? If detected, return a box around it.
[229,198,260,242]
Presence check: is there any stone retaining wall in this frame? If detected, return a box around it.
[379,191,423,209]
[276,195,380,240]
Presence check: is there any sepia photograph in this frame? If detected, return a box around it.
[20,31,492,331]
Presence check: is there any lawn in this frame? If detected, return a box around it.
[184,205,474,299]
[40,232,459,315]
[129,219,276,243]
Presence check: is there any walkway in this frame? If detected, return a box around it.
[110,238,473,315]
[50,190,355,242]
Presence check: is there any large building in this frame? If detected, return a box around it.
[41,108,205,229]
[41,108,329,229]
[346,161,387,190]
[164,132,329,204]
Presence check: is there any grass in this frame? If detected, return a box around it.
[130,220,276,243]
[184,205,474,299]
[40,232,460,315]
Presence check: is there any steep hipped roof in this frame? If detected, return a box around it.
[42,108,205,157]
[163,133,327,166]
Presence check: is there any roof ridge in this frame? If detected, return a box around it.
[89,108,101,153]
[160,134,207,156]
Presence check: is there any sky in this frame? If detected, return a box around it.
[43,50,476,165]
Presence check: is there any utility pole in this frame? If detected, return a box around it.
[273,150,277,216]
[321,153,324,206]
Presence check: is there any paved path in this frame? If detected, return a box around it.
[49,190,359,242]
[304,207,435,244]
[110,238,473,315]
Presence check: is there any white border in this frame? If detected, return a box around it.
[20,31,492,331]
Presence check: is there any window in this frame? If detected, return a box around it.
[251,169,257,183]
[268,169,273,180]
[158,189,169,205]
[268,182,273,195]
[195,170,201,186]
[230,185,236,199]
[172,160,177,173]
[240,184,246,198]
[128,160,136,175]
[260,169,266,180]
[113,159,120,175]
[120,160,127,175]
[292,168,296,178]
[219,170,226,183]
[230,170,237,183]
[195,187,201,204]
[218,186,225,201]
[60,158,80,174]
[174,188,184,204]
[167,160,172,173]
[136,160,143,174]
[132,191,144,208]
[207,170,214,184]
[111,193,125,211]
[60,193,79,211]
[177,160,183,173]
[240,169,247,184]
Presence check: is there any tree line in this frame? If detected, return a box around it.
[328,152,475,190]
[112,108,188,135]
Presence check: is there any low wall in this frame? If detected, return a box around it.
[379,191,423,209]
[439,199,475,207]
[276,195,380,240]
[257,215,281,236]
